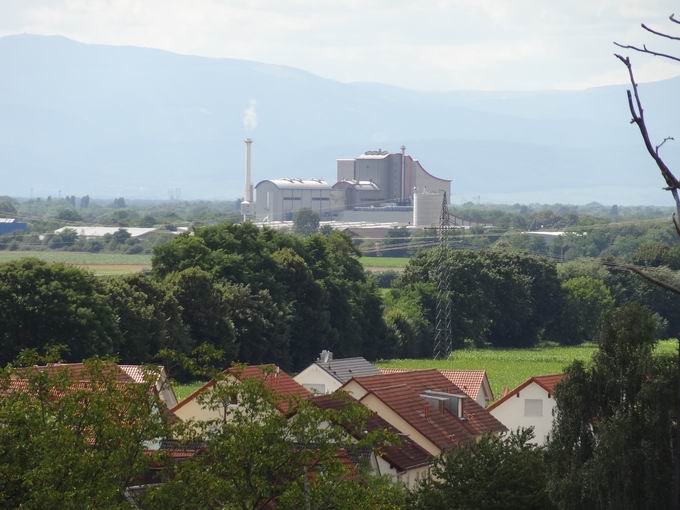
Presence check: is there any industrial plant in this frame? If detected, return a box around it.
[241,139,454,229]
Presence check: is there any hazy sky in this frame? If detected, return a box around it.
[1,0,679,90]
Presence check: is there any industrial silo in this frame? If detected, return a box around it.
[413,191,444,227]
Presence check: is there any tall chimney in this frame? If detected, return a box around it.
[244,138,253,203]
[241,138,254,221]
[400,145,406,202]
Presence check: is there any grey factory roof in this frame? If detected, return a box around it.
[256,178,331,190]
[333,180,381,192]
[315,357,379,383]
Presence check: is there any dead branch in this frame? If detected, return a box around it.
[602,260,680,295]
[656,137,675,156]
[614,55,680,201]
[641,23,680,41]
[613,42,680,63]
[671,13,680,25]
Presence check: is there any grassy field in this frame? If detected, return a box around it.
[359,256,410,269]
[0,251,152,275]
[174,382,206,400]
[378,340,678,399]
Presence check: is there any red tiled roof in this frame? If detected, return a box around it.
[379,368,491,401]
[171,364,311,415]
[312,393,432,472]
[487,374,565,411]
[348,370,505,452]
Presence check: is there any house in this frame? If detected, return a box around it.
[339,370,505,457]
[379,368,494,407]
[6,362,178,407]
[119,364,178,408]
[487,374,564,445]
[294,350,379,394]
[171,365,311,422]
[313,393,432,489]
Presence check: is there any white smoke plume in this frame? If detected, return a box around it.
[242,99,258,131]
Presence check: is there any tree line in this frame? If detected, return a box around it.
[0,223,389,377]
[384,247,680,356]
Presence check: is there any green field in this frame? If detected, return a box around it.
[173,342,677,404]
[0,251,152,275]
[174,381,206,400]
[377,341,678,399]
[359,256,410,268]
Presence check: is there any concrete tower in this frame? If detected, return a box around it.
[241,138,254,220]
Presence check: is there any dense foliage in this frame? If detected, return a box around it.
[546,303,677,510]
[0,223,391,374]
[387,248,563,351]
[411,429,553,510]
[0,355,405,509]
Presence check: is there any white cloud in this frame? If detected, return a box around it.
[0,0,677,90]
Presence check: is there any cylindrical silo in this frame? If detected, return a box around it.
[413,191,443,227]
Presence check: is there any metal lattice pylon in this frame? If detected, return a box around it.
[433,192,453,360]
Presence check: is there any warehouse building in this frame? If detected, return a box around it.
[254,179,332,221]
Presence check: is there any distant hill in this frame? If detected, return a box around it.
[1,34,678,204]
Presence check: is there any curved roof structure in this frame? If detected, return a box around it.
[255,178,331,190]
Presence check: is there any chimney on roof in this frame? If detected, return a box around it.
[319,350,333,363]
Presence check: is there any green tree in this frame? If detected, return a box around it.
[142,369,406,510]
[112,197,127,209]
[559,276,615,344]
[0,259,117,365]
[79,195,90,209]
[104,274,189,363]
[293,208,320,236]
[0,355,169,509]
[152,223,390,369]
[54,208,82,221]
[167,268,238,365]
[546,303,676,510]
[411,429,553,510]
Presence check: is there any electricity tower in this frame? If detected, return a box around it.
[432,192,455,360]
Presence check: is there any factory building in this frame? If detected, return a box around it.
[336,148,450,206]
[254,179,332,221]
[242,140,452,227]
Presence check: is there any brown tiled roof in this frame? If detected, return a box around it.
[379,368,492,400]
[349,370,505,452]
[312,393,432,472]
[487,373,565,411]
[171,365,311,415]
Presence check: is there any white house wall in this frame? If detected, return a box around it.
[293,364,342,394]
[489,382,556,445]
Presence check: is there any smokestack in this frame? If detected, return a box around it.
[244,138,253,203]
[241,138,254,221]
[400,145,406,202]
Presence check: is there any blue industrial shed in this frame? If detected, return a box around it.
[0,218,28,236]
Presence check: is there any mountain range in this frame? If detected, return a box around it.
[1,34,678,204]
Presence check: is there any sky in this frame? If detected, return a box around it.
[1,0,679,91]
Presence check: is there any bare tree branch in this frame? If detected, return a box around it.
[656,136,675,156]
[641,23,680,41]
[602,260,680,295]
[614,42,680,63]
[614,55,680,201]
[671,13,680,25]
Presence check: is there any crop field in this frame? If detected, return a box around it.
[173,342,677,404]
[358,256,410,269]
[377,340,678,399]
[0,251,152,275]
